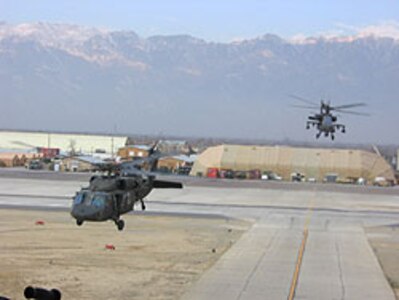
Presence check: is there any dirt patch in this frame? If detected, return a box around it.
[367,224,399,299]
[0,209,248,300]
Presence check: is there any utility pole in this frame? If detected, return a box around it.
[111,124,117,159]
[111,136,114,158]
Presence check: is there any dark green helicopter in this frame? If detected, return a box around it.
[71,144,182,230]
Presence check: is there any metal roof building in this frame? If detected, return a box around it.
[190,144,395,182]
[0,130,127,155]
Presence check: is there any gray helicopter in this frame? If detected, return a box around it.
[290,95,368,140]
[71,146,182,230]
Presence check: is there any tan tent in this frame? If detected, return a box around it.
[0,152,42,167]
[190,145,395,183]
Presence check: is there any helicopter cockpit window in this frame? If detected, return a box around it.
[91,194,107,208]
[73,192,87,205]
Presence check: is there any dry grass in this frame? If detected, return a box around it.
[0,209,248,300]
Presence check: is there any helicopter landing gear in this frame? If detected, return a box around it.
[140,199,146,211]
[306,124,310,130]
[342,127,346,133]
[76,220,84,226]
[316,132,321,139]
[331,134,335,140]
[115,219,125,231]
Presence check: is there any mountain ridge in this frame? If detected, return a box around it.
[0,22,398,143]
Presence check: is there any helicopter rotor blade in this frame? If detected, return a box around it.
[334,109,370,116]
[291,104,319,109]
[332,103,367,110]
[288,94,318,106]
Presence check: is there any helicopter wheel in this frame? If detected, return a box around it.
[331,134,335,141]
[76,220,83,226]
[140,199,146,211]
[316,133,320,139]
[342,128,346,133]
[116,219,125,231]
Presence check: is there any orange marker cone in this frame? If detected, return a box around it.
[105,244,116,250]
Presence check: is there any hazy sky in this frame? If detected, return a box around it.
[1,0,398,41]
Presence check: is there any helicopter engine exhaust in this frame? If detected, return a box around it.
[116,178,139,190]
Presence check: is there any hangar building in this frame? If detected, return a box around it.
[190,144,395,183]
[0,130,127,155]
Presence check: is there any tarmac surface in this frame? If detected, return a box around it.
[1,169,399,299]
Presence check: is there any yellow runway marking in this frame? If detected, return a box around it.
[287,200,314,300]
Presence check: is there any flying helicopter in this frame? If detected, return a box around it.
[70,144,183,230]
[290,95,368,140]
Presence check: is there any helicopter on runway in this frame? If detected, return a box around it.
[71,144,182,230]
[290,95,368,140]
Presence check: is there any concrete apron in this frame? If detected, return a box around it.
[181,223,395,300]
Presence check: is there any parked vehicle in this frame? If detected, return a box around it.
[373,177,394,187]
[247,169,261,180]
[234,171,247,179]
[207,168,219,178]
[262,171,282,181]
[219,169,234,179]
[26,160,43,170]
[323,173,338,183]
[291,172,305,182]
[177,166,191,175]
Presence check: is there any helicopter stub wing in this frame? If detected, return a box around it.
[308,115,321,120]
[333,123,345,129]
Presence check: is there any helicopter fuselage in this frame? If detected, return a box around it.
[307,113,343,140]
[71,190,124,222]
[71,174,182,230]
[71,175,154,230]
[319,114,334,132]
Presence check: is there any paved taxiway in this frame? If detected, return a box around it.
[0,171,398,299]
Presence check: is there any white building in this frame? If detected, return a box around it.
[0,130,127,156]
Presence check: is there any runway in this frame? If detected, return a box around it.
[0,174,398,299]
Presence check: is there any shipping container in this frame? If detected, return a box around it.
[207,168,219,178]
[37,147,60,158]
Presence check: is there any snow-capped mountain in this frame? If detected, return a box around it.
[1,22,398,142]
